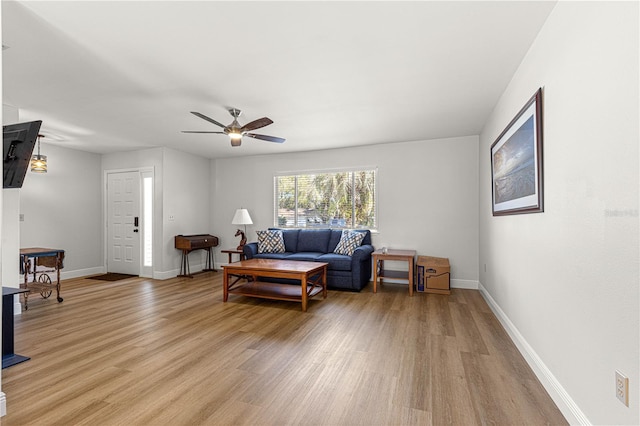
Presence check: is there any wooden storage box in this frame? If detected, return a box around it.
[416,256,450,295]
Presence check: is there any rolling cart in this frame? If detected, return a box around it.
[20,247,65,310]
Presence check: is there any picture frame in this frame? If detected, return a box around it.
[491,88,543,216]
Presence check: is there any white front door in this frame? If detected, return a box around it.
[107,171,140,275]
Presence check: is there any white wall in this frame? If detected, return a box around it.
[2,105,20,289]
[103,147,211,278]
[20,144,103,277]
[103,148,163,277]
[161,147,211,277]
[478,2,639,424]
[211,136,479,286]
[1,12,6,417]
[2,189,19,288]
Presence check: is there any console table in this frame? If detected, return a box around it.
[175,234,219,278]
[372,249,416,296]
[2,287,30,368]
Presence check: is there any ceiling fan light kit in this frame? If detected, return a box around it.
[183,108,285,147]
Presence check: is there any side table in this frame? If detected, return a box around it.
[221,249,246,264]
[372,249,417,296]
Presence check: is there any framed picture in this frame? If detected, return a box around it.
[491,88,543,215]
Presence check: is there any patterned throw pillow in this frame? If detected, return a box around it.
[334,230,366,256]
[257,230,286,254]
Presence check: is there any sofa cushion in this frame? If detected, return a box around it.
[285,252,324,262]
[296,229,331,253]
[281,229,300,252]
[316,253,352,271]
[327,230,343,252]
[257,230,285,253]
[334,230,366,256]
[254,252,291,260]
[270,228,299,252]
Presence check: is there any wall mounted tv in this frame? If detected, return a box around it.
[3,120,42,188]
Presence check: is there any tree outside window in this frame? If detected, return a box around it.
[275,169,376,229]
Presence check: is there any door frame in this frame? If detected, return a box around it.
[104,167,155,278]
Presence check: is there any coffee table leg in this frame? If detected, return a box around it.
[301,275,308,312]
[322,267,327,299]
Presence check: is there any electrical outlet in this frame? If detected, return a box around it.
[169,215,175,221]
[616,370,629,406]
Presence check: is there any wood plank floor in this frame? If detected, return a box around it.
[2,273,567,425]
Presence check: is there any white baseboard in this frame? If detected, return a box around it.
[0,391,5,417]
[153,269,177,280]
[34,266,106,281]
[478,282,590,425]
[451,278,478,289]
[63,266,105,280]
[153,262,209,280]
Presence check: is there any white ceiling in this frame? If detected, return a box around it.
[2,1,556,159]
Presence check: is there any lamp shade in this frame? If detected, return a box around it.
[231,208,253,225]
[30,154,47,173]
[31,134,47,173]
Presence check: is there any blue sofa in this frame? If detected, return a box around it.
[243,229,374,291]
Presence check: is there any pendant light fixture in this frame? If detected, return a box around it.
[30,134,47,173]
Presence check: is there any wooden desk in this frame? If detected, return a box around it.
[372,249,416,296]
[175,234,219,278]
[20,247,65,310]
[221,249,245,263]
[2,287,31,368]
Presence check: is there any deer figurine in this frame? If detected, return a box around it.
[235,229,247,250]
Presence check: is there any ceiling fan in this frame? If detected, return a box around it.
[182,108,285,147]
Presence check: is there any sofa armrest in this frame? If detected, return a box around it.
[352,244,374,262]
[350,244,374,290]
[243,242,258,259]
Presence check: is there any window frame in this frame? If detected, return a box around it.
[274,167,378,230]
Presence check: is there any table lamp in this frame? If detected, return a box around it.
[231,208,253,250]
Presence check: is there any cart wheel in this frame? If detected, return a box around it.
[37,274,53,298]
[57,297,63,303]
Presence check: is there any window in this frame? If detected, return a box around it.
[143,175,153,268]
[274,169,376,229]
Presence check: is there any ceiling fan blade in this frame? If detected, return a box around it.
[190,111,226,128]
[245,133,286,143]
[181,131,226,134]
[241,117,273,132]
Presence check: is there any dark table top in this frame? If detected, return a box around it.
[3,287,30,296]
[20,247,65,257]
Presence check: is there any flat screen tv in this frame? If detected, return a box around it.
[3,120,42,188]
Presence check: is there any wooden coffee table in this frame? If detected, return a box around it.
[222,259,328,312]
